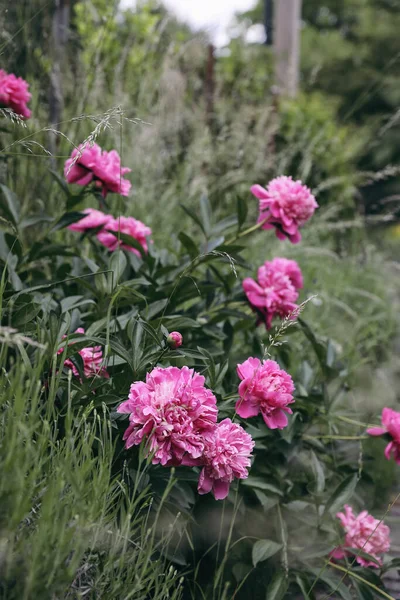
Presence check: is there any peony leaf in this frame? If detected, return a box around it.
[323,474,358,516]
[252,539,282,567]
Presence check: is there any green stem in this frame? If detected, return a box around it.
[336,415,375,429]
[304,434,368,441]
[226,218,269,245]
[328,562,396,600]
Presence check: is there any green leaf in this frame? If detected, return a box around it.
[146,299,168,320]
[382,557,400,573]
[4,233,22,260]
[252,539,282,567]
[310,450,325,494]
[265,571,288,600]
[324,474,358,516]
[0,184,20,226]
[343,547,381,567]
[51,211,86,231]
[232,562,252,583]
[48,168,72,197]
[237,195,248,229]
[12,294,41,326]
[178,232,198,260]
[110,231,147,258]
[199,194,212,236]
[241,477,283,495]
[295,575,315,600]
[311,570,352,600]
[19,214,54,229]
[212,215,238,235]
[179,204,206,236]
[109,251,127,286]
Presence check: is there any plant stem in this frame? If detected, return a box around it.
[336,415,375,429]
[225,218,269,245]
[304,434,368,441]
[328,562,396,600]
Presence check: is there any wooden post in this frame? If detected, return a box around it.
[274,0,302,97]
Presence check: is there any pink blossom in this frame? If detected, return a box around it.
[196,418,254,500]
[58,328,109,380]
[64,143,131,197]
[167,331,183,349]
[117,366,218,466]
[243,257,302,329]
[236,357,295,429]
[251,176,318,243]
[332,505,390,567]
[0,70,31,119]
[97,216,152,256]
[367,407,400,465]
[68,208,112,232]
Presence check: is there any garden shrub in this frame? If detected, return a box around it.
[0,82,399,598]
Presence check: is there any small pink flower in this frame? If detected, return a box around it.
[252,176,318,243]
[243,257,302,329]
[236,357,295,429]
[367,407,400,465]
[97,216,152,256]
[64,143,131,197]
[167,331,183,349]
[58,328,109,380]
[196,418,254,500]
[0,70,31,119]
[332,505,390,567]
[117,366,218,466]
[68,208,112,232]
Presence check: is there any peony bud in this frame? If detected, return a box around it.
[167,331,183,349]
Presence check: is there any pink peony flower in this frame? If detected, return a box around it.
[97,216,152,256]
[167,331,183,349]
[243,257,302,329]
[196,418,254,500]
[236,357,295,429]
[68,208,112,232]
[367,407,400,465]
[117,366,218,466]
[0,70,31,119]
[332,505,390,567]
[58,328,109,380]
[251,176,318,243]
[64,143,131,197]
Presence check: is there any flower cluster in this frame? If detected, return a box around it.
[64,143,131,198]
[69,208,152,256]
[58,328,109,380]
[251,176,318,243]
[0,69,31,119]
[332,505,390,567]
[236,357,295,429]
[367,407,400,465]
[118,366,254,500]
[243,257,303,329]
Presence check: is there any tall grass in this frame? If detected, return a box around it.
[0,343,183,599]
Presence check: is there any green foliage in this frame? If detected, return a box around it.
[0,170,398,598]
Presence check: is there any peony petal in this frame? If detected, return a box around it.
[213,480,230,500]
[235,399,259,419]
[366,427,386,436]
[250,184,269,200]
